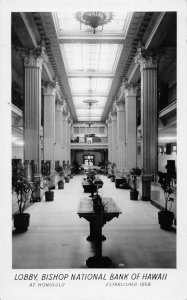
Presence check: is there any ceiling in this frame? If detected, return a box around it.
[52,12,129,122]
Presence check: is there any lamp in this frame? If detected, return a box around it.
[75,12,113,34]
[82,77,98,109]
[85,121,95,127]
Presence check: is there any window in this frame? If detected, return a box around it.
[99,127,105,134]
[74,127,79,134]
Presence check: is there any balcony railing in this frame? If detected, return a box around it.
[71,137,108,144]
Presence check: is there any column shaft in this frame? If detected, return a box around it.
[111,113,117,165]
[125,88,137,170]
[24,67,41,174]
[55,103,63,164]
[43,84,56,172]
[116,100,126,169]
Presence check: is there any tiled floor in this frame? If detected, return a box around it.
[12,174,176,269]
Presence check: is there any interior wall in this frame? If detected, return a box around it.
[12,146,23,162]
[137,154,177,173]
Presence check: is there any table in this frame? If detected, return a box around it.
[77,197,122,267]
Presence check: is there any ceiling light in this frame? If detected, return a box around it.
[85,121,95,127]
[82,99,98,109]
[75,12,113,34]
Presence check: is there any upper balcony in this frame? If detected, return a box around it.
[71,136,108,150]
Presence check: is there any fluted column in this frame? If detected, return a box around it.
[55,99,63,165]
[43,82,57,173]
[111,106,117,165]
[106,116,112,163]
[135,47,159,200]
[116,98,126,170]
[66,116,72,164]
[62,106,68,163]
[124,83,138,170]
[23,45,47,175]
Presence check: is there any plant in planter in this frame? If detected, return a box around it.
[44,175,54,201]
[157,172,175,230]
[12,176,33,232]
[110,163,116,182]
[129,167,142,200]
[57,168,64,189]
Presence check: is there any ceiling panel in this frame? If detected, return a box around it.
[76,108,103,116]
[61,43,122,74]
[77,116,101,121]
[69,77,112,94]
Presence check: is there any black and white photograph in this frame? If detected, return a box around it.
[1,0,187,299]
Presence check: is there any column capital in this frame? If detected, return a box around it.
[134,46,160,71]
[111,100,117,115]
[55,98,64,111]
[124,82,138,97]
[62,102,69,116]
[43,81,58,96]
[19,42,48,70]
[67,113,72,124]
[116,97,125,112]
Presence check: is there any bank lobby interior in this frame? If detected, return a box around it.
[12,11,176,268]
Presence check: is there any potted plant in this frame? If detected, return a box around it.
[57,168,64,189]
[129,167,142,200]
[157,172,174,230]
[44,175,54,201]
[12,176,33,232]
[110,163,116,182]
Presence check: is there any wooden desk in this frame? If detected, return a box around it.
[77,197,122,268]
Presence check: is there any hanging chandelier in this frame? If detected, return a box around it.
[85,121,95,127]
[83,98,98,109]
[82,77,98,109]
[75,12,113,34]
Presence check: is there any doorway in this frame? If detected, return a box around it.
[83,155,95,166]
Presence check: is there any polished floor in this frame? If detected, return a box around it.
[12,174,176,269]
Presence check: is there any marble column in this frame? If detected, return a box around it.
[62,106,68,164]
[55,99,63,165]
[43,82,57,173]
[66,116,72,164]
[135,47,159,200]
[106,115,112,163]
[124,83,138,170]
[23,46,47,175]
[111,106,117,165]
[116,98,126,170]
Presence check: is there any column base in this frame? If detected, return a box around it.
[86,256,112,268]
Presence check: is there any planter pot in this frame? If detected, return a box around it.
[49,185,55,190]
[45,191,54,201]
[65,176,70,183]
[58,180,64,189]
[158,210,174,230]
[14,213,30,232]
[111,175,115,182]
[130,190,139,200]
